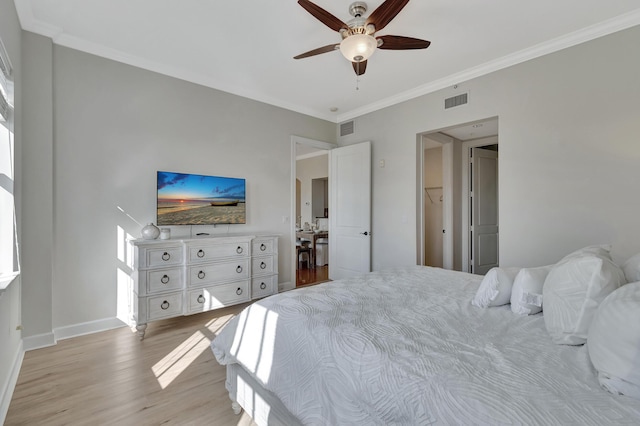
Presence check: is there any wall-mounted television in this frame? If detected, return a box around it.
[157,171,246,226]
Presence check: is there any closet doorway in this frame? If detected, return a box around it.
[417,117,499,273]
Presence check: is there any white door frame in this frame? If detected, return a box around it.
[461,136,499,273]
[288,136,336,292]
[417,133,454,269]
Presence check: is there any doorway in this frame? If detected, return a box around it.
[417,117,499,273]
[291,137,334,288]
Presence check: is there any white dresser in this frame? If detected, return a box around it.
[130,234,278,339]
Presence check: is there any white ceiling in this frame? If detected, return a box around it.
[14,1,640,122]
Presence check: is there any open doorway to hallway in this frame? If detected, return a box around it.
[417,117,499,273]
[294,141,331,287]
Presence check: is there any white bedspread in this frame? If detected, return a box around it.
[212,266,640,425]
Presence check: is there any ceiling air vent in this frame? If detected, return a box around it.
[444,93,468,109]
[340,120,355,136]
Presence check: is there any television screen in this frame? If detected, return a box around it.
[157,171,246,225]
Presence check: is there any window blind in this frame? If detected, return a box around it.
[0,36,18,291]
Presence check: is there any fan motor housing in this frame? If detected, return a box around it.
[349,2,367,17]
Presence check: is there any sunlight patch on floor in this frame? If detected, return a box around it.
[152,329,210,389]
[206,313,235,336]
[151,312,236,389]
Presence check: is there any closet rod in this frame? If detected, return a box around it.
[424,186,443,204]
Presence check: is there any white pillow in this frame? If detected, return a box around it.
[472,267,521,308]
[543,254,626,345]
[622,253,640,283]
[587,282,640,399]
[560,244,612,262]
[510,265,552,315]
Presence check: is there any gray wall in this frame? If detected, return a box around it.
[339,25,640,270]
[20,31,54,343]
[20,38,335,339]
[0,0,22,420]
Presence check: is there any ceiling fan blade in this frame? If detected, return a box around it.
[377,35,431,50]
[297,0,348,32]
[293,44,340,59]
[366,0,410,32]
[352,60,367,76]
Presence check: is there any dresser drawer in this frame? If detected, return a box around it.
[187,259,250,286]
[252,256,275,275]
[144,246,183,268]
[187,242,250,263]
[186,281,250,313]
[252,238,275,256]
[251,275,277,299]
[147,292,183,321]
[146,267,183,294]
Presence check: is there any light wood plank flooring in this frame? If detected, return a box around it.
[6,303,257,426]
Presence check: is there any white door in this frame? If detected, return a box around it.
[470,147,498,275]
[329,141,371,280]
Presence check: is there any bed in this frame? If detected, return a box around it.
[211,265,640,425]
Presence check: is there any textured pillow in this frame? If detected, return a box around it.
[587,282,640,399]
[622,253,640,283]
[510,265,552,315]
[472,267,521,308]
[560,244,612,262]
[543,254,626,345]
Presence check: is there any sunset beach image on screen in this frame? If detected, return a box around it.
[157,171,246,225]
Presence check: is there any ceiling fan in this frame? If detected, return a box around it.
[294,0,431,76]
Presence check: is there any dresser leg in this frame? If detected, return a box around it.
[231,401,242,415]
[136,323,147,340]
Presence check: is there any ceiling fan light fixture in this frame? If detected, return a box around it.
[339,34,377,62]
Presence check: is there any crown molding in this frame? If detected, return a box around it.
[14,0,62,39]
[14,0,335,122]
[336,9,640,123]
[14,1,640,124]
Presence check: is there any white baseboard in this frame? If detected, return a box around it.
[23,317,127,352]
[54,317,126,341]
[278,280,294,292]
[0,340,24,425]
[22,332,56,351]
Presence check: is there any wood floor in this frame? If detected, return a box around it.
[5,303,257,426]
[296,264,329,287]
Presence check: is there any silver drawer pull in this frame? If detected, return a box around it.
[260,243,266,251]
[236,287,243,295]
[236,246,243,254]
[162,252,170,261]
[260,261,267,270]
[236,265,243,273]
[260,282,266,290]
[197,294,205,303]
[161,300,170,310]
[161,275,170,284]
[197,249,205,258]
[197,270,205,279]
